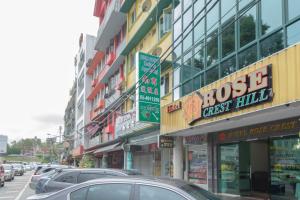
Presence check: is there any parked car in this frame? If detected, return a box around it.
[3,164,14,181]
[12,164,25,176]
[35,168,142,194]
[25,165,32,171]
[0,165,5,187]
[30,168,61,190]
[28,176,220,200]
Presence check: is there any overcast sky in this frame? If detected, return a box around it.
[0,0,98,142]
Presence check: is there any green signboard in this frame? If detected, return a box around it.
[136,52,160,123]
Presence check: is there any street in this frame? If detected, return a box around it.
[0,171,34,200]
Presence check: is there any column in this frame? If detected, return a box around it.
[102,153,108,168]
[126,151,133,170]
[173,136,184,179]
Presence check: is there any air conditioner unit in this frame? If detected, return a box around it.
[142,0,151,12]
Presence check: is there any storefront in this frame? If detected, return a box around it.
[160,44,300,199]
[72,145,84,167]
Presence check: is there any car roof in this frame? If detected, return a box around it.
[57,168,136,174]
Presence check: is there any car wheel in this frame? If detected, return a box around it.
[1,181,4,187]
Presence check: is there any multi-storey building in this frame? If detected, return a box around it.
[160,0,300,199]
[73,33,97,164]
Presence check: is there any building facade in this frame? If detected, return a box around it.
[73,34,97,164]
[160,0,300,199]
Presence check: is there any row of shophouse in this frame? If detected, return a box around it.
[63,0,300,199]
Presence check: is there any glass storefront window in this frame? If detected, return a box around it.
[205,65,219,85]
[239,6,256,48]
[193,41,205,71]
[173,0,182,21]
[174,18,182,40]
[261,0,282,35]
[206,1,219,34]
[288,0,300,21]
[270,137,300,199]
[207,31,218,67]
[287,20,300,47]
[221,56,236,78]
[260,30,284,58]
[238,44,257,69]
[182,79,193,96]
[221,0,236,23]
[222,17,235,58]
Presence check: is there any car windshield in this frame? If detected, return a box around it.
[3,165,10,170]
[122,170,143,175]
[180,184,219,200]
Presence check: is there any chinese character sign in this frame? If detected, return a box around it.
[136,52,160,123]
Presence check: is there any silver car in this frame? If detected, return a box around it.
[27,177,219,200]
[3,164,14,181]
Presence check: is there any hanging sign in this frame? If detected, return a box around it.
[136,52,160,123]
[159,136,174,148]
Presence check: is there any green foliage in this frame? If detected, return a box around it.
[79,154,95,168]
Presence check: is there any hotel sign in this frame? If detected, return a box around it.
[183,65,273,125]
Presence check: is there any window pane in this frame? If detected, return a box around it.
[183,0,192,11]
[194,0,205,18]
[288,0,300,20]
[174,67,181,87]
[87,184,131,200]
[173,41,182,60]
[174,0,182,21]
[206,1,219,34]
[183,31,193,52]
[182,80,193,96]
[261,0,282,35]
[206,65,219,85]
[194,18,205,43]
[221,0,236,23]
[239,0,253,10]
[221,56,236,78]
[182,52,193,82]
[238,44,257,69]
[193,75,201,91]
[194,41,205,71]
[78,173,106,183]
[70,187,88,200]
[174,87,181,100]
[139,185,186,200]
[260,30,284,58]
[207,31,218,67]
[165,74,170,94]
[174,18,182,40]
[183,8,192,30]
[222,17,235,57]
[287,20,300,46]
[239,6,256,47]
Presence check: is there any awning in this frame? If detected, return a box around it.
[84,149,96,155]
[128,130,159,146]
[94,142,122,154]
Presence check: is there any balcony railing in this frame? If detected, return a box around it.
[106,52,116,66]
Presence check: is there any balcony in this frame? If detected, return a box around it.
[106,52,116,66]
[95,99,105,111]
[95,0,126,51]
[105,89,121,108]
[87,51,104,75]
[91,78,98,88]
[104,124,114,134]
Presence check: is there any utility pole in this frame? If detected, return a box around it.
[59,126,62,143]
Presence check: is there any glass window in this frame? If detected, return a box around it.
[193,75,201,91]
[222,17,235,57]
[174,18,182,40]
[288,0,300,20]
[183,8,192,30]
[270,137,300,199]
[239,6,256,47]
[194,0,205,18]
[173,42,182,60]
[206,65,219,85]
[139,185,186,200]
[194,18,205,43]
[261,0,282,35]
[70,187,88,200]
[78,173,106,183]
[174,67,181,87]
[207,31,219,67]
[221,56,236,78]
[174,87,181,100]
[193,41,205,71]
[260,30,284,58]
[183,0,192,11]
[174,0,182,21]
[239,0,253,10]
[206,1,219,34]
[183,31,193,52]
[87,184,132,200]
[221,0,236,23]
[55,172,77,183]
[182,52,193,82]
[238,44,257,69]
[182,80,193,96]
[287,20,300,46]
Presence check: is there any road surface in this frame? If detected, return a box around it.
[0,171,34,200]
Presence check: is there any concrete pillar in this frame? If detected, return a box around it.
[102,153,108,168]
[173,136,184,179]
[125,151,133,170]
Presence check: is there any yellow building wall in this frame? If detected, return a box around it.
[161,44,300,135]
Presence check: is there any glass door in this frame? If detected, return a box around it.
[218,143,240,194]
[239,142,251,195]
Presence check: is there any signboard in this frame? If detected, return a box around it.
[159,136,174,148]
[167,101,182,113]
[0,135,8,154]
[136,52,160,123]
[183,65,273,125]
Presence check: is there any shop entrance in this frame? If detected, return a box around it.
[218,136,300,199]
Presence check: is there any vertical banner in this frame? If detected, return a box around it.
[136,52,160,123]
